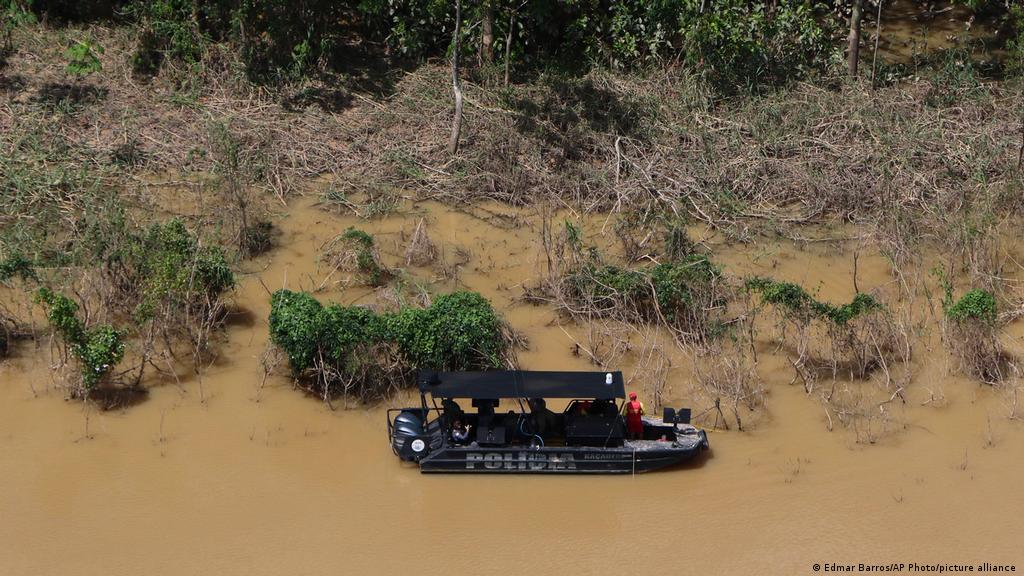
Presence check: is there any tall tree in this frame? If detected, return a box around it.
[848,0,864,76]
[449,0,464,155]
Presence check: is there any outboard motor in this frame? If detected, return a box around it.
[391,410,431,462]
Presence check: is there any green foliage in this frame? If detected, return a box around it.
[340,227,387,286]
[65,39,103,76]
[922,47,982,107]
[268,289,330,372]
[130,219,235,321]
[0,253,35,282]
[1006,5,1024,78]
[126,0,208,75]
[268,289,507,386]
[394,291,506,369]
[76,324,125,389]
[650,256,721,322]
[35,288,125,391]
[234,0,352,81]
[563,250,723,336]
[2,0,36,59]
[745,277,883,326]
[35,287,84,344]
[946,288,997,325]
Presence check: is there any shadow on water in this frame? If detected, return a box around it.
[88,384,149,411]
[223,306,257,330]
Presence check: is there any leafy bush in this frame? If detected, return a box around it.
[329,227,389,286]
[65,39,103,76]
[943,288,1002,382]
[2,0,36,63]
[745,277,899,380]
[35,287,125,393]
[126,0,208,75]
[745,277,882,326]
[562,251,724,341]
[1007,5,1024,77]
[268,289,508,399]
[129,219,235,321]
[946,288,997,325]
[0,253,35,282]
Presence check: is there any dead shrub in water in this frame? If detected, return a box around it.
[404,218,437,267]
[322,227,391,287]
[745,277,916,437]
[537,219,728,346]
[690,340,765,432]
[824,380,906,444]
[745,278,909,386]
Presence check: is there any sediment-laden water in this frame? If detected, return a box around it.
[1,196,1022,575]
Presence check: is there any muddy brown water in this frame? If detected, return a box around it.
[2,196,1022,575]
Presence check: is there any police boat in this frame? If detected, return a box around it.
[387,370,709,474]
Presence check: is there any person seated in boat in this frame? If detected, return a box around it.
[622,392,645,440]
[528,398,560,439]
[575,400,592,415]
[589,399,615,417]
[504,410,520,437]
[451,419,472,444]
[442,398,464,425]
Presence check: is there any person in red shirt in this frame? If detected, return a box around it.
[623,392,645,440]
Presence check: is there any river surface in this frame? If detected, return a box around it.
[1,194,1023,575]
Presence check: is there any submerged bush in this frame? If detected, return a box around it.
[944,288,1003,382]
[129,219,235,321]
[268,289,509,401]
[745,277,902,381]
[745,277,882,326]
[946,289,997,325]
[561,250,725,342]
[323,227,390,287]
[35,288,125,394]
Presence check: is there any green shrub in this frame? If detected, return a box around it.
[394,291,506,370]
[562,251,724,340]
[2,0,36,63]
[268,289,508,397]
[335,227,388,286]
[35,288,125,393]
[0,254,35,282]
[946,288,997,325]
[65,39,103,77]
[130,219,234,321]
[745,277,882,326]
[126,0,207,75]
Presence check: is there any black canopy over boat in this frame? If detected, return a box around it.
[387,370,709,474]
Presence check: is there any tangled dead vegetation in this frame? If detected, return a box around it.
[404,218,437,267]
[530,216,730,347]
[690,339,766,432]
[333,65,1024,246]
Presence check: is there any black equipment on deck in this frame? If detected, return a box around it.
[662,407,692,425]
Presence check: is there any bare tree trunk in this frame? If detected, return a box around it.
[449,0,464,155]
[481,0,495,64]
[1018,119,1024,169]
[504,9,516,86]
[871,0,883,87]
[848,0,864,77]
